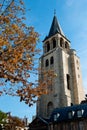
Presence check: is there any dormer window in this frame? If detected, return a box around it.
[54,115,57,121]
[54,113,60,121]
[68,111,75,119]
[56,113,60,118]
[77,109,84,118]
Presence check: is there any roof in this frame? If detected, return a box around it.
[43,15,64,41]
[38,116,49,124]
[30,116,49,126]
[50,103,87,123]
[29,116,49,130]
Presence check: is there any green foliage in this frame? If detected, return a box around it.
[0,110,7,123]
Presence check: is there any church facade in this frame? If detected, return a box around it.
[36,14,85,119]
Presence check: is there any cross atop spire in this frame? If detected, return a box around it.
[54,9,56,16]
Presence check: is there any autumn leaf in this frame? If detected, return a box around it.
[0,0,55,106]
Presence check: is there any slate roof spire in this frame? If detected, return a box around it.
[48,14,64,37]
[43,14,65,41]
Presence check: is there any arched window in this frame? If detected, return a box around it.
[44,44,46,53]
[65,42,68,49]
[50,56,54,65]
[47,102,53,117]
[60,38,63,47]
[76,60,79,65]
[66,74,70,90]
[47,43,50,52]
[45,59,49,67]
[53,39,56,48]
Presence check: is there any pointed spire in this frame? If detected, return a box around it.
[43,14,65,42]
[48,15,64,38]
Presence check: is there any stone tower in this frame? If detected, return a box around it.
[37,15,85,118]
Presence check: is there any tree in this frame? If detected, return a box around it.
[0,110,7,123]
[0,110,7,130]
[81,94,87,104]
[12,116,25,128]
[0,111,25,130]
[0,0,55,106]
[4,116,25,130]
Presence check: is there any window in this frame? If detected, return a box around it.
[78,74,80,78]
[66,74,70,90]
[54,113,60,121]
[50,56,54,65]
[60,38,63,47]
[53,39,56,48]
[57,113,60,118]
[77,110,84,118]
[45,59,49,67]
[68,112,72,119]
[76,60,79,65]
[68,111,75,119]
[47,102,53,117]
[47,43,50,52]
[54,115,57,121]
[65,42,68,49]
[77,67,79,70]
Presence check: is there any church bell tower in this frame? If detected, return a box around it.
[37,14,85,118]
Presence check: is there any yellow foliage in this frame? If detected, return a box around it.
[0,0,55,106]
[12,24,19,30]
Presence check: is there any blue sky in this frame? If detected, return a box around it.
[0,0,87,122]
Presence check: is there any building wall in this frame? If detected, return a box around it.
[70,50,85,104]
[49,119,87,130]
[37,23,85,118]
